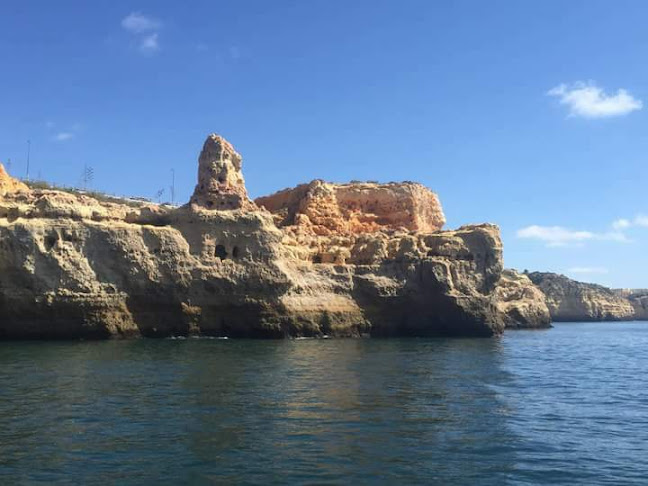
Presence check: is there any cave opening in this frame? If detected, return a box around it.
[215,244,228,260]
[44,234,58,251]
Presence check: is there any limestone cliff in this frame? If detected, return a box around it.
[615,289,648,321]
[528,272,638,322]
[255,180,445,236]
[0,135,549,339]
[495,270,552,329]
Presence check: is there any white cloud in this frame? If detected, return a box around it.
[517,225,630,247]
[121,12,162,54]
[611,214,648,230]
[121,12,161,34]
[612,218,631,230]
[139,33,159,53]
[598,231,631,243]
[635,215,648,227]
[53,132,74,142]
[516,225,593,247]
[567,267,609,275]
[547,81,642,119]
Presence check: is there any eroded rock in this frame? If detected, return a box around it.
[256,179,445,236]
[0,164,28,197]
[495,269,551,329]
[528,272,637,321]
[190,134,255,210]
[0,134,547,339]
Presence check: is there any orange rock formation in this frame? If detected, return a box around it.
[190,134,255,210]
[255,180,445,236]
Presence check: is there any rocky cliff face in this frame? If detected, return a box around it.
[615,289,648,320]
[0,137,549,339]
[494,270,552,329]
[528,272,638,322]
[256,180,445,236]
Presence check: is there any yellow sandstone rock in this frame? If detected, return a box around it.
[0,135,550,339]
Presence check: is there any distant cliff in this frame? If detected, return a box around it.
[528,272,645,322]
[615,289,648,320]
[0,134,549,339]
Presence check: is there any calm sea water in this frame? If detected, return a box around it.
[1,322,648,485]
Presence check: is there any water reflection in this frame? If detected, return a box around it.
[0,337,521,484]
[0,339,516,484]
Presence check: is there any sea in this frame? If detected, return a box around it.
[1,321,647,485]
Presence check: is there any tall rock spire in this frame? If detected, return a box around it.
[190,134,255,210]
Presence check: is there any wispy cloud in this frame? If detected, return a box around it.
[121,12,161,34]
[612,218,632,230]
[612,215,648,230]
[48,122,83,142]
[121,12,162,54]
[547,81,642,119]
[53,132,74,142]
[139,33,159,53]
[567,267,609,275]
[517,225,630,247]
[636,215,648,227]
[517,225,593,247]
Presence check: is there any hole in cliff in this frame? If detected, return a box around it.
[312,254,323,264]
[206,201,214,208]
[215,244,228,260]
[218,176,225,183]
[44,234,58,251]
[232,246,240,258]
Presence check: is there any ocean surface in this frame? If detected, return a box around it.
[1,322,648,485]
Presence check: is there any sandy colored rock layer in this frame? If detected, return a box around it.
[528,272,643,322]
[0,135,550,339]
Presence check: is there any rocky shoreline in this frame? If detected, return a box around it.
[0,134,643,340]
[528,272,648,322]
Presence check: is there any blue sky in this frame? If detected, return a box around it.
[1,0,647,288]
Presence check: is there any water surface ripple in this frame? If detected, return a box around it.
[1,322,647,485]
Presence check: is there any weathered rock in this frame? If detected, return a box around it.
[495,269,551,329]
[615,289,648,320]
[528,272,636,321]
[256,180,445,236]
[190,134,255,210]
[0,134,546,339]
[0,164,28,197]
